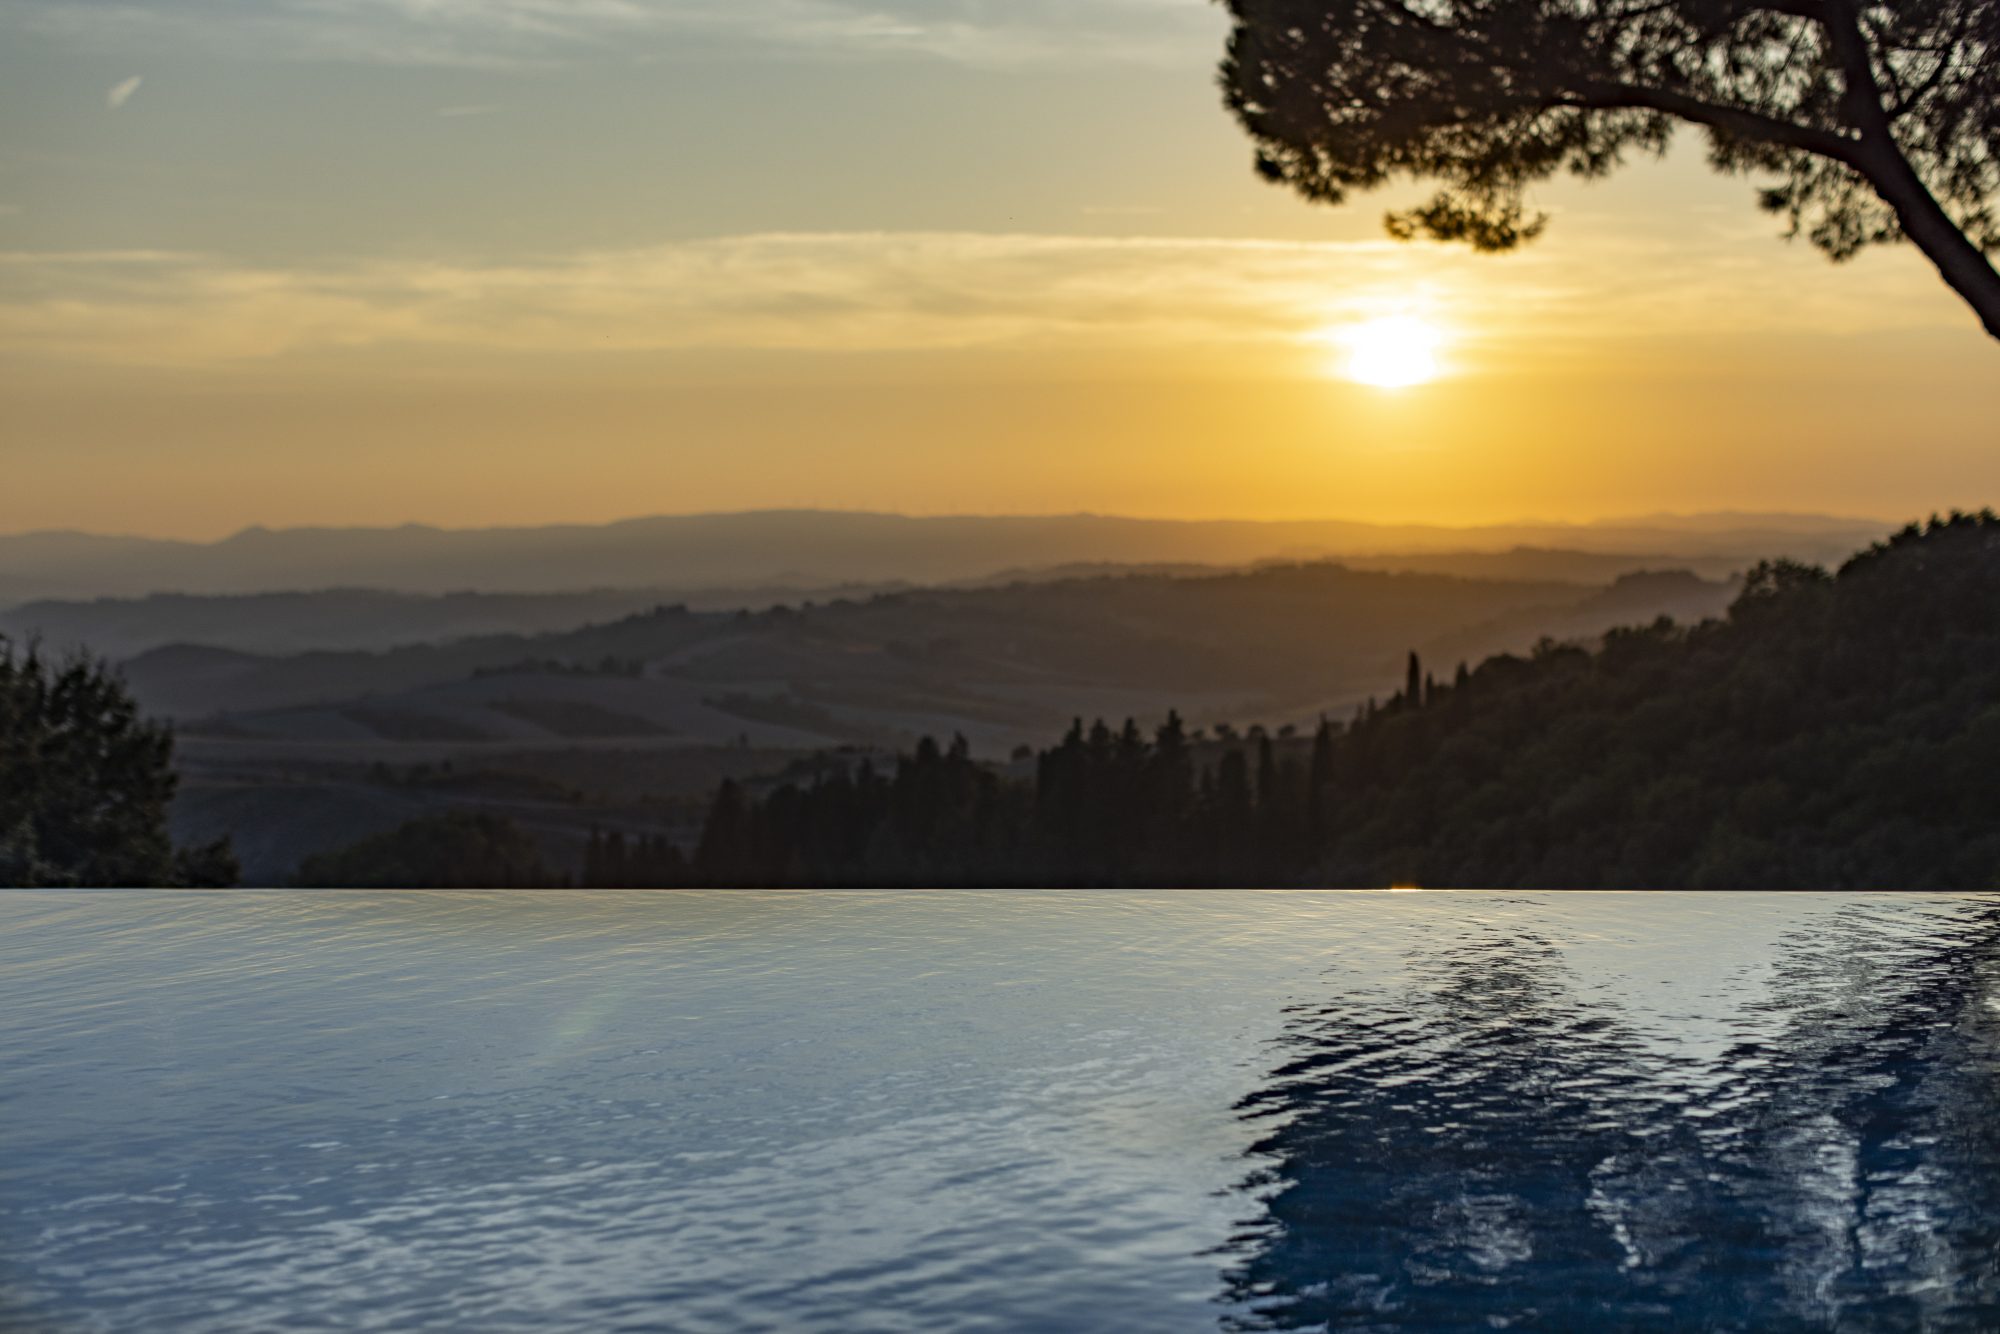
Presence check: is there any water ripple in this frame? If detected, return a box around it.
[3,891,1997,1331]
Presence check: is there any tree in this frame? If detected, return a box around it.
[293,812,557,888]
[695,780,755,880]
[0,639,236,887]
[672,512,2000,890]
[1219,0,2000,338]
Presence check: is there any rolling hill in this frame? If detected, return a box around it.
[0,509,1879,603]
[134,562,1737,751]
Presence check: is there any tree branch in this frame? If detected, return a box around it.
[1558,84,1864,163]
[1824,0,1899,137]
[1817,0,2000,337]
[1884,7,1977,120]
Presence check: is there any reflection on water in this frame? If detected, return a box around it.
[2,891,1997,1331]
[1224,898,2000,1331]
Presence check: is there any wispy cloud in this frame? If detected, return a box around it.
[0,248,201,264]
[0,230,1954,369]
[8,0,1226,71]
[106,74,143,109]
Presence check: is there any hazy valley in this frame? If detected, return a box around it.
[0,508,1875,603]
[0,509,1903,882]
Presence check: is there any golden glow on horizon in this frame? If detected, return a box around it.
[1329,316,1445,389]
[5,0,1998,540]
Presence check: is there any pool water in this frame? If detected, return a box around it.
[3,891,1996,1331]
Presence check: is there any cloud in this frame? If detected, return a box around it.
[0,230,1958,369]
[9,0,1226,71]
[106,75,143,109]
[0,248,199,264]
[437,104,500,117]
[0,233,1499,365]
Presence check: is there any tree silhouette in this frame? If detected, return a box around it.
[292,812,557,888]
[668,512,2000,891]
[0,639,236,887]
[1219,0,2000,338]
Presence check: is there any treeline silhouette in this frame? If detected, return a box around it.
[0,640,237,887]
[294,812,563,888]
[607,513,2000,890]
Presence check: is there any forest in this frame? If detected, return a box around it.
[579,512,2000,891]
[34,511,1988,890]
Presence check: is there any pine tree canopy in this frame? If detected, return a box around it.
[0,640,236,888]
[1218,0,2000,337]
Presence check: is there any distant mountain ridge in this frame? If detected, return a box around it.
[636,514,2000,890]
[4,549,1752,660]
[152,557,1742,882]
[0,509,1886,604]
[132,560,1738,750]
[0,583,913,660]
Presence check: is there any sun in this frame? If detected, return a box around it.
[1330,315,1445,389]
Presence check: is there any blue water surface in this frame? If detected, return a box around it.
[3,891,1996,1331]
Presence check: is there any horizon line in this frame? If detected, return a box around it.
[0,505,1906,547]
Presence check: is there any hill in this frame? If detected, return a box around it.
[662,514,2000,890]
[152,560,1736,883]
[1,550,1746,661]
[0,509,1880,603]
[0,583,908,659]
[135,563,1735,750]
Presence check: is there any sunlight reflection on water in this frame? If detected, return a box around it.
[2,891,1996,1331]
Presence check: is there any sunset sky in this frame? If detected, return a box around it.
[3,0,1995,539]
